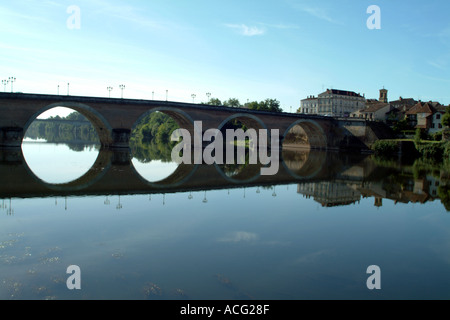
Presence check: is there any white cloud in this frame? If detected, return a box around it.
[427,59,447,70]
[225,24,266,36]
[292,4,342,25]
[259,23,300,30]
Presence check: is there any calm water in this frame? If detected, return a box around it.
[0,141,449,300]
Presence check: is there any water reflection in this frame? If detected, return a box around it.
[21,141,100,184]
[1,142,450,300]
[1,144,449,211]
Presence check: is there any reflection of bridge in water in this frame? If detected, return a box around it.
[0,147,371,199]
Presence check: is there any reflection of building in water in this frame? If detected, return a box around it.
[297,181,361,207]
[359,176,441,206]
[298,173,444,209]
[426,175,441,198]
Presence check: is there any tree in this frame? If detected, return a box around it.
[443,107,450,127]
[263,98,282,112]
[223,98,242,108]
[245,99,282,113]
[203,98,222,106]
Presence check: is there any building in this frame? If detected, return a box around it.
[379,88,388,103]
[299,96,318,115]
[350,88,393,122]
[351,100,392,122]
[299,89,366,117]
[405,101,446,134]
[389,97,417,111]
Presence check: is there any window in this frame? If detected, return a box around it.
[436,114,441,120]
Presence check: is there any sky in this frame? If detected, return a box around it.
[1,0,450,117]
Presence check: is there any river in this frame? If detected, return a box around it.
[0,141,449,300]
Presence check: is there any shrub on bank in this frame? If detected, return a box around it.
[371,140,399,157]
[416,143,445,162]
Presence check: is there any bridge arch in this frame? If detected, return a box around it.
[23,102,113,146]
[282,119,328,150]
[129,107,198,188]
[217,113,268,133]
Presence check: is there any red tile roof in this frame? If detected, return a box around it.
[406,102,437,115]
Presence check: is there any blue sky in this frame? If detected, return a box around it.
[1,0,449,115]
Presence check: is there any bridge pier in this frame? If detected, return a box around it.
[110,128,131,149]
[0,127,24,148]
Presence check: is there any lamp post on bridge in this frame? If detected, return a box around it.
[191,94,196,103]
[67,83,70,95]
[119,84,125,98]
[206,92,211,103]
[2,79,8,92]
[107,86,113,98]
[166,90,168,101]
[8,77,16,93]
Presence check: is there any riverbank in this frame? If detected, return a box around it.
[371,139,450,163]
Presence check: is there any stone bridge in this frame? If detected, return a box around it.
[0,92,381,151]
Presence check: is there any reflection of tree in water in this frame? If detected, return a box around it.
[217,119,261,179]
[438,185,450,211]
[131,140,174,163]
[217,146,263,181]
[25,112,100,151]
[219,147,251,178]
[130,112,179,163]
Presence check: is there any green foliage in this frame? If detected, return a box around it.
[443,111,450,128]
[203,97,283,113]
[438,185,450,211]
[414,128,424,145]
[431,131,443,141]
[371,140,399,158]
[25,112,99,146]
[223,98,241,108]
[132,112,178,144]
[416,142,446,163]
[130,111,180,163]
[246,98,282,113]
[204,98,222,106]
[392,119,413,134]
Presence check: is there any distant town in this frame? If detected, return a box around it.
[298,88,450,138]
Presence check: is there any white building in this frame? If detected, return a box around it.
[300,89,366,117]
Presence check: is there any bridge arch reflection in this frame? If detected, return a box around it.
[0,146,357,199]
[130,162,199,188]
[281,149,327,180]
[20,147,112,192]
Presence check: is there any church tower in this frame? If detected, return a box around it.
[379,88,388,103]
